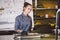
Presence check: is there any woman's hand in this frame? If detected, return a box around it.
[16,30,23,32]
[31,27,34,31]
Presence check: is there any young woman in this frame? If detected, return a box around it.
[15,2,32,35]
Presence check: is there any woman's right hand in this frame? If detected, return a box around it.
[16,30,23,32]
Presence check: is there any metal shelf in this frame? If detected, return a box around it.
[36,8,58,10]
[34,17,56,20]
[0,8,4,10]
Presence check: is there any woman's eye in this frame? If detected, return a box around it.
[28,8,31,10]
[28,8,30,10]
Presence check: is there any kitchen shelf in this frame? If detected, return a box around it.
[34,17,56,20]
[37,1,58,8]
[0,8,4,10]
[32,0,59,33]
[36,8,58,10]
[37,0,58,1]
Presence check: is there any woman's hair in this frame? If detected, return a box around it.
[23,2,32,7]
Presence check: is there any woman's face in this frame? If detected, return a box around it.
[24,5,32,14]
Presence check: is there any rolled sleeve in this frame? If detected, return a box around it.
[15,16,20,30]
[30,18,32,32]
[27,18,32,32]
